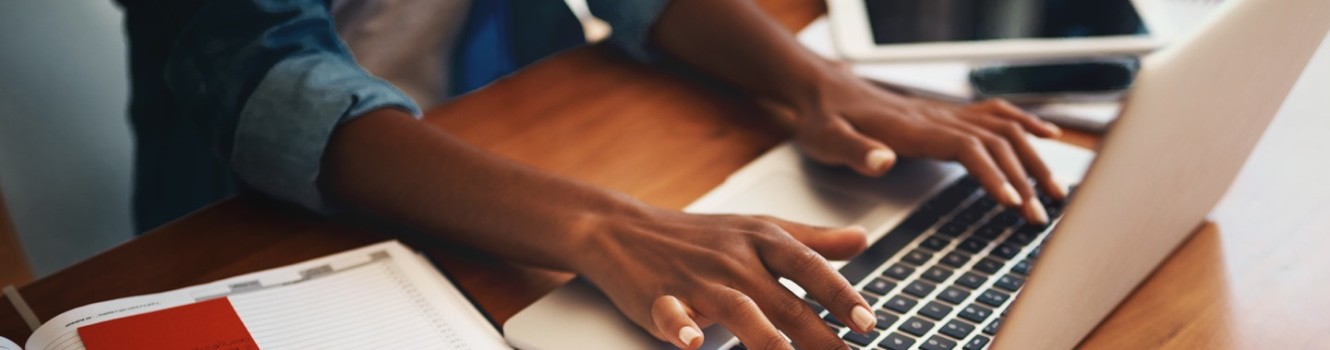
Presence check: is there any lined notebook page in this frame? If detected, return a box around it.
[230,251,476,348]
[25,241,507,350]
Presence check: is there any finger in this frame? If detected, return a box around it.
[749,279,854,350]
[653,295,704,350]
[971,99,1062,138]
[692,288,792,350]
[755,236,875,334]
[978,117,1068,201]
[802,119,897,177]
[971,125,1049,225]
[759,216,868,260]
[950,132,1024,207]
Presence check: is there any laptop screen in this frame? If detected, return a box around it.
[865,0,1149,45]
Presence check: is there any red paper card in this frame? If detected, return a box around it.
[78,297,259,350]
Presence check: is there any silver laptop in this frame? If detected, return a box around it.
[505,0,1330,349]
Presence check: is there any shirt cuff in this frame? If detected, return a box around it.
[587,0,672,63]
[232,53,420,214]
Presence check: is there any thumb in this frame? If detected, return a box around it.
[760,216,869,260]
[652,295,704,350]
[802,122,897,177]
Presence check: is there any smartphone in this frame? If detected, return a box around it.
[970,58,1139,103]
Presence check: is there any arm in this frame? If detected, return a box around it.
[324,110,876,350]
[166,1,876,349]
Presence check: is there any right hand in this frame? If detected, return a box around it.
[778,66,1068,225]
[571,207,874,350]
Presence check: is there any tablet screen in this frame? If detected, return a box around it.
[866,0,1148,45]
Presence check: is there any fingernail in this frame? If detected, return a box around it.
[1045,121,1063,134]
[678,326,702,347]
[1001,183,1023,206]
[845,224,867,233]
[865,149,895,173]
[851,305,876,332]
[1049,179,1069,199]
[1026,201,1049,225]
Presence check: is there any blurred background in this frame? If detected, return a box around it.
[0,0,134,277]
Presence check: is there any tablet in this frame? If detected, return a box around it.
[827,0,1168,62]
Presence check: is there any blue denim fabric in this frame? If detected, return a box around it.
[163,0,420,215]
[122,0,671,231]
[589,0,671,62]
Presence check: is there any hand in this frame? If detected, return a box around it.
[781,66,1068,224]
[571,207,873,350]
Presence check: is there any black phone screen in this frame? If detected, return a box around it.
[969,60,1138,95]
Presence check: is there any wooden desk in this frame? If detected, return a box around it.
[4,0,1328,348]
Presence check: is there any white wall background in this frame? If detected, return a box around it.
[0,0,135,277]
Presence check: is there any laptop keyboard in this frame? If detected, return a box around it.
[726,176,1067,350]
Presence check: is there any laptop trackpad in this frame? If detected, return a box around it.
[709,171,881,228]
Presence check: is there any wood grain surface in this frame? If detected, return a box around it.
[3,0,1326,348]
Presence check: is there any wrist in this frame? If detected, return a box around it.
[777,57,845,114]
[560,192,656,274]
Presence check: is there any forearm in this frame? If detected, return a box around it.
[653,0,845,112]
[322,109,649,271]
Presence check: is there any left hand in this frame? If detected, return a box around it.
[774,64,1068,224]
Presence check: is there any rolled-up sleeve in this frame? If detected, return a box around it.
[586,0,673,62]
[163,0,419,213]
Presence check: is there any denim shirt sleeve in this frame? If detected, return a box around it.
[586,0,673,62]
[163,0,419,213]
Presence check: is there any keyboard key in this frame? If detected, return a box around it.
[937,286,970,305]
[824,313,845,327]
[972,259,1003,275]
[953,208,986,225]
[973,224,1005,241]
[1006,230,1038,245]
[958,238,988,254]
[1012,259,1032,275]
[977,289,1010,307]
[898,316,935,336]
[884,295,918,314]
[805,299,826,315]
[903,249,933,265]
[915,201,951,222]
[937,222,968,237]
[883,263,915,280]
[989,210,1022,227]
[864,277,897,296]
[903,280,937,298]
[861,292,880,306]
[922,266,954,283]
[1015,224,1048,236]
[879,332,916,350]
[939,320,975,340]
[964,335,991,350]
[843,330,881,347]
[959,304,995,324]
[972,196,997,211]
[938,177,980,202]
[921,335,958,350]
[956,273,987,289]
[989,244,1021,260]
[983,318,1002,335]
[918,301,953,321]
[940,251,971,268]
[921,236,951,251]
[995,274,1025,292]
[874,310,899,330]
[839,214,934,284]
